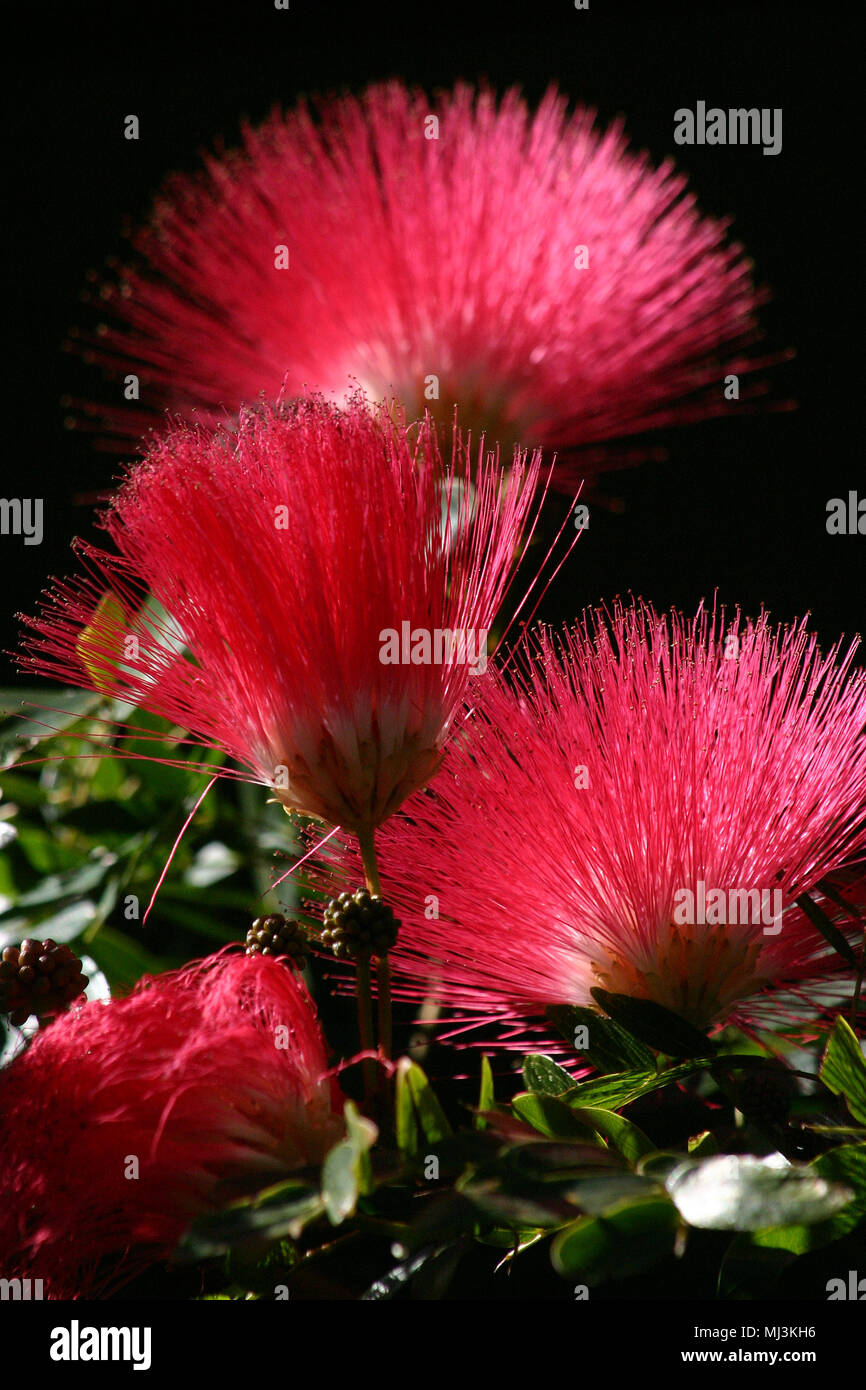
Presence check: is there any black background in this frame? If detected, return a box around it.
[2,0,861,670]
[1,0,864,1315]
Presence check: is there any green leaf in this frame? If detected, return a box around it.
[547,1004,655,1072]
[124,750,196,801]
[461,1178,577,1230]
[688,1130,719,1157]
[564,1058,713,1110]
[177,1182,324,1259]
[666,1154,854,1231]
[2,858,112,910]
[813,1141,866,1200]
[0,770,50,808]
[502,1138,626,1179]
[12,826,83,875]
[560,1174,657,1216]
[0,688,106,766]
[396,1060,420,1157]
[321,1142,363,1225]
[85,926,179,988]
[76,591,126,691]
[321,1102,377,1225]
[154,897,239,943]
[395,1058,452,1158]
[636,1151,688,1182]
[183,840,242,888]
[721,1145,866,1269]
[551,1197,679,1282]
[590,988,716,1057]
[795,891,858,967]
[820,1017,866,1124]
[807,1142,866,1241]
[476,1054,495,1131]
[1,899,100,951]
[522,1053,577,1096]
[568,1107,655,1165]
[88,756,129,801]
[511,1092,599,1141]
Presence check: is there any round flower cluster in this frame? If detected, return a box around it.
[245,914,307,965]
[0,940,87,1026]
[321,890,400,962]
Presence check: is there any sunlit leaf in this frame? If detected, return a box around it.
[476,1054,495,1131]
[820,1016,866,1124]
[547,1004,655,1072]
[665,1154,854,1231]
[76,591,126,693]
[563,1058,713,1110]
[395,1058,452,1156]
[512,1091,598,1140]
[522,1053,577,1096]
[568,1106,655,1164]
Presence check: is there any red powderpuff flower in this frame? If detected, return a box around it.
[18,394,543,838]
[83,82,766,473]
[346,601,866,1036]
[0,952,343,1298]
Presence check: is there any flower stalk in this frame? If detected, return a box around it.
[358,825,394,1064]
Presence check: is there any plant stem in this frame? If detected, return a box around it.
[357,825,394,1063]
[357,825,382,895]
[377,955,393,1059]
[356,954,376,1102]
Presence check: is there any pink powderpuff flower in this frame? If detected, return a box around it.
[0,951,343,1298]
[340,600,866,1036]
[18,393,544,838]
[81,82,766,474]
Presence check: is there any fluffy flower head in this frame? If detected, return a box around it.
[20,394,542,834]
[359,601,866,1032]
[0,952,342,1297]
[86,82,763,471]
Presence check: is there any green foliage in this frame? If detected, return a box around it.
[820,1016,866,1123]
[665,1154,854,1231]
[321,1102,378,1224]
[2,691,864,1302]
[795,891,859,967]
[521,1052,576,1096]
[0,691,304,1007]
[395,1058,453,1158]
[551,1198,679,1281]
[589,987,717,1057]
[511,1091,598,1139]
[547,1004,655,1071]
